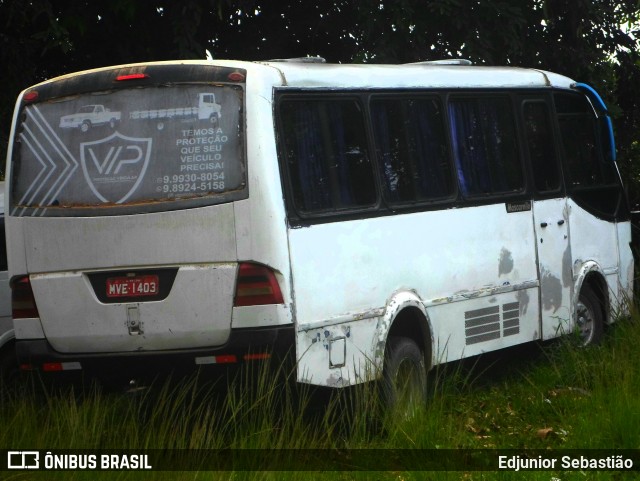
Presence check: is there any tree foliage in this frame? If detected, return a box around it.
[2,0,640,197]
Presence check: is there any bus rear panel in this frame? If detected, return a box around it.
[7,62,293,378]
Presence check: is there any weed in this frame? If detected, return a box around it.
[1,314,640,480]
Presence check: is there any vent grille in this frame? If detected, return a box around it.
[502,302,520,337]
[465,306,500,345]
[465,302,520,345]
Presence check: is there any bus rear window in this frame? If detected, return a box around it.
[11,84,246,216]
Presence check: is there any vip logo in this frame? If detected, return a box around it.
[80,132,152,204]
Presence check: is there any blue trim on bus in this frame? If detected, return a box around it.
[574,82,617,162]
[574,82,608,111]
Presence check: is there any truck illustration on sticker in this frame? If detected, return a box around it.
[59,105,122,132]
[129,93,222,130]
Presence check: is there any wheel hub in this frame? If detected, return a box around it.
[576,301,594,344]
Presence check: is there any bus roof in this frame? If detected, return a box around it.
[260,60,575,90]
[21,59,576,97]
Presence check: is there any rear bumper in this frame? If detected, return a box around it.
[16,325,295,375]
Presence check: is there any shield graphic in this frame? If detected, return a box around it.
[80,131,152,204]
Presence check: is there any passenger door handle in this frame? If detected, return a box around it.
[557,220,565,226]
[540,222,548,228]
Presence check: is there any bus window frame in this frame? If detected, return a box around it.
[276,92,383,222]
[446,92,528,200]
[368,93,457,208]
[518,96,566,199]
[553,90,627,221]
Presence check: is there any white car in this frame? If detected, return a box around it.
[59,104,121,132]
[0,181,15,378]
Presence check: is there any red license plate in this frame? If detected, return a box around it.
[106,275,159,298]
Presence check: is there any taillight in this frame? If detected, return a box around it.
[23,91,39,103]
[11,276,40,318]
[228,71,246,82]
[115,73,149,81]
[233,263,284,307]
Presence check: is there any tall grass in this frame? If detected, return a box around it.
[2,313,640,480]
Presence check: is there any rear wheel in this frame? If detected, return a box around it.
[80,120,91,133]
[382,336,426,417]
[576,285,604,346]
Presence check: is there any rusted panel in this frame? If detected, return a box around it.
[296,316,379,387]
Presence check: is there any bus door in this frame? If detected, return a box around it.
[521,99,573,339]
[533,199,572,339]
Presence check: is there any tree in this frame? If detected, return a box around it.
[2,0,640,193]
[0,0,361,177]
[348,0,640,201]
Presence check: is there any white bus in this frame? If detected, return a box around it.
[5,59,633,398]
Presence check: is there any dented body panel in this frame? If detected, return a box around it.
[568,200,621,319]
[292,203,541,384]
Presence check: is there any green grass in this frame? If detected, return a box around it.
[2,313,640,481]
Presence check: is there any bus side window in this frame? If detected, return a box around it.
[555,92,621,218]
[556,93,617,188]
[371,97,453,204]
[523,101,561,193]
[0,218,6,272]
[279,98,376,215]
[556,94,601,187]
[449,97,523,197]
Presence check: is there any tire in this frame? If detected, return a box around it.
[209,114,219,128]
[382,336,427,416]
[80,120,91,133]
[575,285,604,346]
[156,121,165,131]
[109,118,117,129]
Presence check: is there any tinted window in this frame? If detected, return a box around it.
[555,92,622,218]
[556,93,617,189]
[555,93,592,114]
[0,217,6,271]
[279,98,376,214]
[523,102,561,193]
[371,97,453,204]
[13,85,246,217]
[449,97,523,196]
